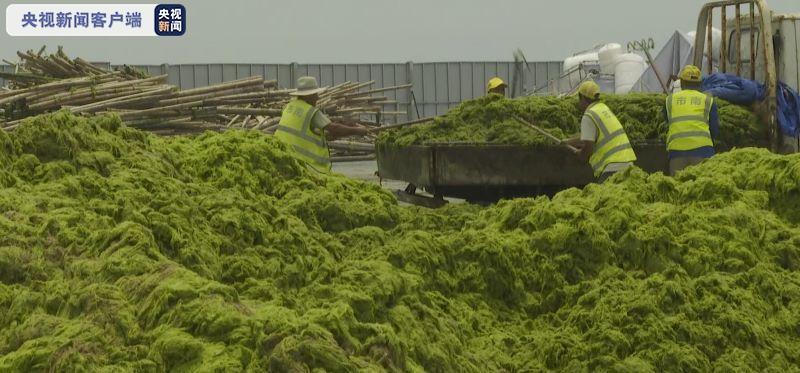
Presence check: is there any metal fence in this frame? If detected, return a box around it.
[1,61,563,120]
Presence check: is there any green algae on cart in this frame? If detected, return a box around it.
[377,94,764,148]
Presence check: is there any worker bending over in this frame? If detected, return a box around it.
[487,77,507,96]
[664,65,719,176]
[275,76,370,173]
[566,81,637,183]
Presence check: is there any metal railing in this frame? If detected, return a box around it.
[693,0,779,150]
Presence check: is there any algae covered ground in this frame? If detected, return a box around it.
[377,94,765,148]
[1,112,800,371]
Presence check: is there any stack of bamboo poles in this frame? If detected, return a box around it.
[0,47,414,159]
[225,81,412,132]
[0,46,145,87]
[104,76,281,134]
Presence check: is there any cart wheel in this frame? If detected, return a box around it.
[404,183,417,195]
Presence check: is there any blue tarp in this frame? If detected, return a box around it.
[778,82,800,137]
[702,73,800,137]
[701,73,766,105]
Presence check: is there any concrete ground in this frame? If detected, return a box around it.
[331,160,406,190]
[332,160,464,205]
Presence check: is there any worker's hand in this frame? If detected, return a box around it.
[561,137,578,147]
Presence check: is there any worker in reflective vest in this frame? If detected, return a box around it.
[275,76,370,173]
[664,65,719,176]
[566,81,637,183]
[487,77,507,96]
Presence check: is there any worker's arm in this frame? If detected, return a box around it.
[311,111,370,141]
[708,103,720,140]
[325,123,370,140]
[569,114,597,159]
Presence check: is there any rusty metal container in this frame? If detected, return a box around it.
[376,142,669,201]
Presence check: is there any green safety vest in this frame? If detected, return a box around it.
[274,99,331,173]
[665,90,714,152]
[584,102,637,177]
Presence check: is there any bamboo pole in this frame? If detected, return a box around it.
[28,85,163,111]
[75,58,109,74]
[28,82,168,109]
[216,107,283,116]
[71,86,176,113]
[256,117,281,130]
[372,117,436,132]
[363,111,406,115]
[113,100,205,119]
[174,76,263,97]
[340,84,412,99]
[226,115,241,127]
[512,115,580,153]
[332,106,381,114]
[239,114,252,128]
[157,85,266,106]
[329,80,374,94]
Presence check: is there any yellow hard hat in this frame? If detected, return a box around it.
[577,81,600,100]
[487,77,507,92]
[679,65,702,83]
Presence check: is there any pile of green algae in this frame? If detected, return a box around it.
[1,111,800,371]
[377,94,765,149]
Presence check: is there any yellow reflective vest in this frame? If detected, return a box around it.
[584,103,637,177]
[665,90,714,152]
[274,99,331,173]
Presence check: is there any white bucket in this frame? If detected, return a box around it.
[614,53,646,94]
[598,43,623,75]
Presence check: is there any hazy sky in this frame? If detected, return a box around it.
[1,0,797,64]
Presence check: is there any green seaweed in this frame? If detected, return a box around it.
[0,111,799,371]
[378,94,764,148]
